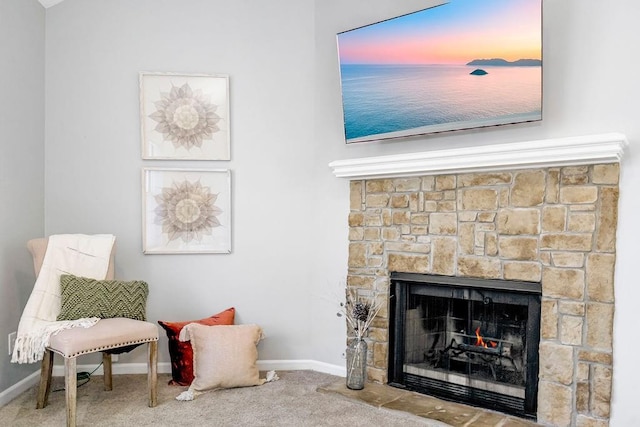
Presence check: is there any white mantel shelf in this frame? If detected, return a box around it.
[329,133,629,180]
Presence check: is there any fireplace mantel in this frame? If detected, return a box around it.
[329,133,628,179]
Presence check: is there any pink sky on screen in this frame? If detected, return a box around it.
[338,0,541,65]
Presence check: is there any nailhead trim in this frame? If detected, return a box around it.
[50,337,158,358]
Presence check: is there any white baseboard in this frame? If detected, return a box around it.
[50,359,346,378]
[1,359,346,408]
[0,370,40,407]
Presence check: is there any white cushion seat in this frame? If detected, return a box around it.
[48,318,158,358]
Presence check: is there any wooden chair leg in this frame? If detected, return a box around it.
[102,352,113,391]
[148,341,158,407]
[65,357,77,427]
[36,349,54,409]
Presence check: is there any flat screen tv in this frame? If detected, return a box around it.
[337,0,542,143]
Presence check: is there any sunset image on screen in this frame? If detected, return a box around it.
[337,0,542,142]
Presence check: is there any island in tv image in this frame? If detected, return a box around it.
[337,0,542,143]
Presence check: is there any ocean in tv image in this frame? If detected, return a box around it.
[337,0,542,142]
[340,63,541,140]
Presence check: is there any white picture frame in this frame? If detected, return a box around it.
[140,72,230,160]
[142,168,232,254]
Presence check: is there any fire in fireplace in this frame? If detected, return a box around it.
[388,272,541,419]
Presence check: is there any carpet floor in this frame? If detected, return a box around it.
[0,370,447,426]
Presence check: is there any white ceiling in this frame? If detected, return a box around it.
[39,0,65,8]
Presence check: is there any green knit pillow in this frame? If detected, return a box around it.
[57,275,149,321]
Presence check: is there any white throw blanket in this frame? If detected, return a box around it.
[11,234,116,364]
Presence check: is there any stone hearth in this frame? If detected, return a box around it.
[320,378,538,426]
[331,134,627,427]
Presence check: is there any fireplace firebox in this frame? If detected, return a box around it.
[389,272,541,419]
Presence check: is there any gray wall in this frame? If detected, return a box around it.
[44,0,317,364]
[2,0,639,424]
[0,0,45,391]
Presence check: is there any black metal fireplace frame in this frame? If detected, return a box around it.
[388,272,541,419]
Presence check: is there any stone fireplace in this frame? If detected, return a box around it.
[330,133,628,426]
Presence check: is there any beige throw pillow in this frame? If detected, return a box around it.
[180,323,265,394]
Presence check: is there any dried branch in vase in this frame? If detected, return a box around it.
[337,287,383,341]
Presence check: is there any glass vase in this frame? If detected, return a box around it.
[346,338,368,390]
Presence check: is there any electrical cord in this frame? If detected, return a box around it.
[52,362,103,392]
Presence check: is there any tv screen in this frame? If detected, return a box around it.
[337,0,542,143]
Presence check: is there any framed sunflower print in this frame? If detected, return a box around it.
[142,168,231,254]
[140,72,230,160]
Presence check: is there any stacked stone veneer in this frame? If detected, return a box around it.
[347,164,619,427]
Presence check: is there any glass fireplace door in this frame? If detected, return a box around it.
[389,273,541,419]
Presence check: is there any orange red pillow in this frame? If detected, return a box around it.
[158,307,235,386]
